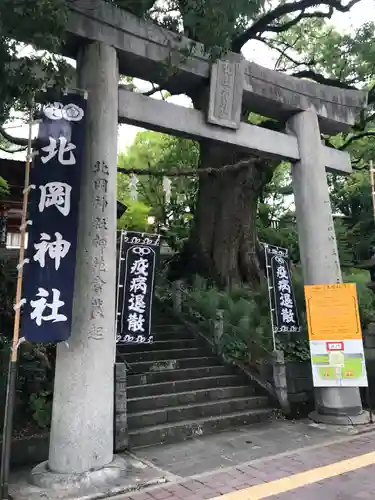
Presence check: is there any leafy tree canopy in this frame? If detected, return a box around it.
[0,177,9,197]
[1,1,370,145]
[117,130,198,249]
[118,130,303,256]
[267,18,375,148]
[267,17,375,265]
[111,0,363,54]
[0,0,70,130]
[2,0,373,285]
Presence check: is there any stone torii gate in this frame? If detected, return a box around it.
[33,0,369,487]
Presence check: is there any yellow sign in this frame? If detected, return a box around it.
[304,283,361,341]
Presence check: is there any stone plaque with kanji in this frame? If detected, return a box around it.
[207,58,245,130]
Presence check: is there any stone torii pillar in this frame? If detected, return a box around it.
[50,41,118,473]
[32,40,122,491]
[287,109,368,425]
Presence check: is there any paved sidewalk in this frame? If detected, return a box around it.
[8,419,375,499]
[119,424,375,500]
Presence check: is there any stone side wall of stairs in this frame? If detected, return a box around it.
[116,309,275,449]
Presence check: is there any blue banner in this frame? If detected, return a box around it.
[263,243,301,335]
[21,93,87,342]
[116,231,160,344]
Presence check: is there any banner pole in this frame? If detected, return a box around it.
[366,160,375,422]
[263,244,277,351]
[114,230,124,364]
[370,160,375,226]
[0,105,34,500]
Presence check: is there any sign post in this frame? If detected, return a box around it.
[116,230,160,345]
[0,107,34,500]
[263,243,300,348]
[305,283,368,388]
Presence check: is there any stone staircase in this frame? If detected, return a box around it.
[117,310,275,449]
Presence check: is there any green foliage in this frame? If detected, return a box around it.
[169,0,263,56]
[110,0,158,18]
[112,1,374,286]
[15,343,54,431]
[0,259,54,432]
[329,171,375,264]
[0,340,55,432]
[117,198,152,232]
[179,275,274,363]
[0,0,70,125]
[0,176,9,197]
[274,19,375,89]
[257,18,375,270]
[343,269,375,329]
[276,339,311,362]
[165,265,375,367]
[256,163,299,261]
[28,392,52,429]
[118,131,198,249]
[112,0,264,57]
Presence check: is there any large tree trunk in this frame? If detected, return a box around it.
[169,142,275,287]
[193,143,274,287]
[168,87,276,287]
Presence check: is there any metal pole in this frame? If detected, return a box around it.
[264,244,277,351]
[370,160,375,226]
[368,160,375,423]
[0,107,33,500]
[366,385,373,424]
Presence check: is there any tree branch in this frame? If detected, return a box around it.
[291,70,357,89]
[339,131,375,150]
[0,127,49,150]
[265,8,334,35]
[143,85,161,97]
[352,153,366,166]
[112,0,157,17]
[258,36,314,71]
[352,110,375,132]
[231,0,361,52]
[0,145,27,154]
[0,127,30,147]
[143,83,167,99]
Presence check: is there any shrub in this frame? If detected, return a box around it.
[163,266,375,365]
[0,341,55,433]
[179,276,274,363]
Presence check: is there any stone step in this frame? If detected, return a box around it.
[128,408,273,448]
[128,395,270,429]
[152,330,195,342]
[127,374,246,398]
[118,339,198,353]
[124,348,204,364]
[152,324,183,331]
[127,385,256,413]
[127,365,234,387]
[152,323,192,331]
[127,357,221,374]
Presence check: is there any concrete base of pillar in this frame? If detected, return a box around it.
[309,410,370,426]
[9,455,167,500]
[31,456,124,490]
